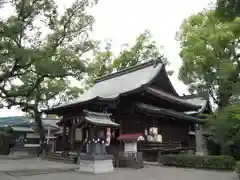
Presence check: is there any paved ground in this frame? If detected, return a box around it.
[0,158,78,172]
[0,164,236,180]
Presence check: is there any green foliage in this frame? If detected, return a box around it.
[0,0,98,143]
[112,30,168,71]
[236,161,240,177]
[86,30,170,87]
[46,114,59,119]
[162,154,235,170]
[216,0,240,20]
[0,126,12,138]
[85,42,114,87]
[207,104,240,158]
[178,10,240,107]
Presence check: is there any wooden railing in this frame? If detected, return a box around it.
[137,141,183,152]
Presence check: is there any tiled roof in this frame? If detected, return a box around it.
[0,116,60,131]
[43,60,163,113]
[83,110,119,128]
[44,59,207,114]
[0,116,28,126]
[146,87,201,110]
[183,97,213,114]
[135,103,202,123]
[12,126,34,132]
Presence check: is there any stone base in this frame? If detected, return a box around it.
[9,150,29,158]
[9,147,39,158]
[78,154,114,174]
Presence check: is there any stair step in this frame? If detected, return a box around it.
[45,155,75,160]
[44,152,77,165]
[45,158,74,164]
[47,153,75,158]
[44,156,76,164]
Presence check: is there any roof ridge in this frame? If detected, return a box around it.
[95,58,162,83]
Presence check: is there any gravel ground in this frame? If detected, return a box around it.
[0,158,78,172]
[1,164,236,180]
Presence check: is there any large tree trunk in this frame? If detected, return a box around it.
[34,111,45,152]
[220,144,225,155]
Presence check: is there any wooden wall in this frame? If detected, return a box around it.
[114,112,190,146]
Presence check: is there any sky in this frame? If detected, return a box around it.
[0,0,213,117]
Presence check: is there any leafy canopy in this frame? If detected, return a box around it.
[215,0,240,20]
[86,30,171,86]
[0,0,98,141]
[207,104,240,156]
[178,10,240,108]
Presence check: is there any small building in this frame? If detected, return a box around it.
[117,133,144,154]
[0,116,60,155]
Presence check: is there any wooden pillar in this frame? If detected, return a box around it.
[68,125,72,151]
[63,124,67,151]
[82,126,86,142]
[70,124,75,151]
[119,118,122,134]
[81,125,87,152]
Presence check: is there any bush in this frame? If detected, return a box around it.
[162,154,235,170]
[236,161,240,179]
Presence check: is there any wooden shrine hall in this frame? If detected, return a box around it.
[43,59,212,157]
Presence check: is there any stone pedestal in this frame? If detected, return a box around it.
[9,141,29,158]
[9,150,29,158]
[78,154,114,174]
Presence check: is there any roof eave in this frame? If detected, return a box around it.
[135,103,203,123]
[145,88,201,111]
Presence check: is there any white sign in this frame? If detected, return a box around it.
[124,142,137,153]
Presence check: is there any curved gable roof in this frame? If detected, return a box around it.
[182,95,213,114]
[44,60,206,114]
[44,60,163,113]
[145,87,201,110]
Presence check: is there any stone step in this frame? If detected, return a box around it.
[47,152,76,157]
[44,156,76,164]
[45,154,76,160]
[46,154,75,160]
[44,152,77,164]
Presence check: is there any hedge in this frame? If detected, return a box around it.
[236,161,240,179]
[162,154,235,170]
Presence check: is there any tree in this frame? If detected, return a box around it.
[112,30,169,71]
[207,104,240,158]
[86,30,171,87]
[0,0,98,145]
[85,42,114,88]
[178,10,240,108]
[215,0,240,20]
